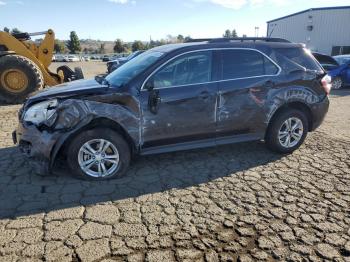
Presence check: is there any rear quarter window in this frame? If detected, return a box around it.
[274,47,323,71]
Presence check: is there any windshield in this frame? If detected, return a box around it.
[105,51,164,87]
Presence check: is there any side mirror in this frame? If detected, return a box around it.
[145,79,155,91]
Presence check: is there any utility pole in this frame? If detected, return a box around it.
[254,27,260,37]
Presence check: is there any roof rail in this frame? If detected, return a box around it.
[186,37,291,43]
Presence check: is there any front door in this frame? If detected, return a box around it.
[140,50,218,149]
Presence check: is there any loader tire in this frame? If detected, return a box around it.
[0,55,44,104]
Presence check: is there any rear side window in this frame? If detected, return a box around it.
[274,47,323,71]
[221,49,279,80]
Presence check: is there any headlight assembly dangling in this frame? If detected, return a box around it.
[23,99,58,126]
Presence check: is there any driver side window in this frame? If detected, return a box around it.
[152,51,212,88]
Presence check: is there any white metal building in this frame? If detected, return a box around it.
[267,6,350,55]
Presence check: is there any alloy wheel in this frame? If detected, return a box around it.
[332,78,342,90]
[78,139,120,178]
[278,117,304,148]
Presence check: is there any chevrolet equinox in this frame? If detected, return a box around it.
[13,38,330,180]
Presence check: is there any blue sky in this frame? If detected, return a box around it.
[0,0,349,41]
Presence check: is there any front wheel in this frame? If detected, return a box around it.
[265,109,308,154]
[67,128,131,180]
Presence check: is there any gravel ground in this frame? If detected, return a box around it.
[0,62,349,261]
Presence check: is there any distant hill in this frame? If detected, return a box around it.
[79,39,116,54]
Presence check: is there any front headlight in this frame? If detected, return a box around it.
[23,99,58,126]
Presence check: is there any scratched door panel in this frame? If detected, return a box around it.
[140,82,218,148]
[216,49,279,137]
[216,77,269,137]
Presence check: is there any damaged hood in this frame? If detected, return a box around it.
[28,79,108,103]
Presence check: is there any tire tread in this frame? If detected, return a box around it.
[0,54,44,104]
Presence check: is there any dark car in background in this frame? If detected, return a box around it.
[102,55,110,62]
[107,51,144,73]
[313,52,350,89]
[14,38,330,180]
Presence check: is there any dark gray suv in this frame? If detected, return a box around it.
[13,38,330,180]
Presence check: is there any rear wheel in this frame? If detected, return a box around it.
[265,109,308,153]
[0,55,44,104]
[67,128,131,180]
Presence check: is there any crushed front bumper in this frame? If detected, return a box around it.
[13,122,57,176]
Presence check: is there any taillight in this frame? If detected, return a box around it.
[321,75,332,95]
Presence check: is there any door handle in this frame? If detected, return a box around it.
[199,91,210,100]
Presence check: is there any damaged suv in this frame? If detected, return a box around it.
[13,38,330,180]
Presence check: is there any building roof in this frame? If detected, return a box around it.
[267,5,350,23]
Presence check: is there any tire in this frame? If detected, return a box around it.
[67,128,131,180]
[265,109,309,154]
[74,67,84,80]
[332,76,343,90]
[0,55,44,104]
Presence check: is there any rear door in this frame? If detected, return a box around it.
[216,48,280,139]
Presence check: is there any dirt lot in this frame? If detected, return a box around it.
[0,62,349,261]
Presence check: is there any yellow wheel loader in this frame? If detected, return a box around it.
[0,29,84,104]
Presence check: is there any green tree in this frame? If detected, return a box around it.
[184,36,192,42]
[223,29,232,38]
[232,29,238,37]
[132,40,145,52]
[177,34,184,43]
[3,27,10,33]
[54,39,65,53]
[67,31,81,54]
[114,39,125,53]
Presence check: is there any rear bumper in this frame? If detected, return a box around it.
[13,123,57,176]
[310,95,330,131]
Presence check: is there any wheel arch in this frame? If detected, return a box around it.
[50,117,137,168]
[265,101,313,139]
